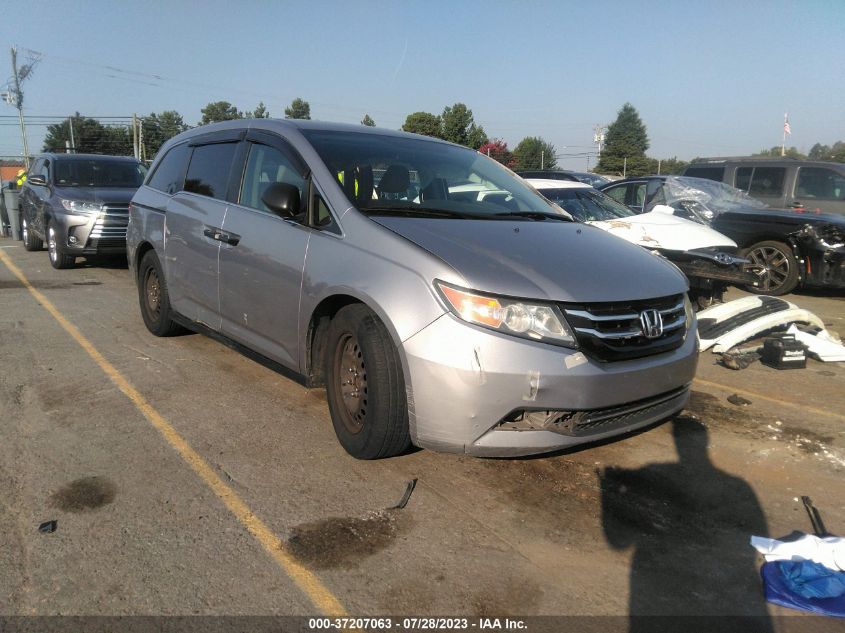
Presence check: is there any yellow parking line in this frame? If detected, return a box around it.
[0,250,347,616]
[693,377,845,423]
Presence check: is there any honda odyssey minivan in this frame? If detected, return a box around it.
[128,120,698,459]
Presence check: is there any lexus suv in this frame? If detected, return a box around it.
[128,120,698,459]
[19,153,146,268]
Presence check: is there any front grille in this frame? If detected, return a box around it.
[561,294,687,362]
[88,203,129,243]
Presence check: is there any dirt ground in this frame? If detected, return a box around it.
[1,238,844,630]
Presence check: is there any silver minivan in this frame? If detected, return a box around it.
[128,120,698,459]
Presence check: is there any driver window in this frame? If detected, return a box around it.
[240,143,305,213]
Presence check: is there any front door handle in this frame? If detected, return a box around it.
[203,227,240,246]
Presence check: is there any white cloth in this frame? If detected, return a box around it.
[751,534,845,571]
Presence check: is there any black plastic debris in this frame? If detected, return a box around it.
[801,496,831,537]
[38,520,57,534]
[727,394,752,406]
[389,478,418,510]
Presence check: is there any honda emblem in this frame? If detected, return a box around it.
[639,309,663,339]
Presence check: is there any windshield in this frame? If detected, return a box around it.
[665,176,768,213]
[302,130,570,221]
[54,159,146,188]
[537,187,635,222]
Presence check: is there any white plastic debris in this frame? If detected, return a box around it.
[751,534,845,571]
[786,324,845,362]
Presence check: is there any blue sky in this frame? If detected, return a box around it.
[1,0,843,170]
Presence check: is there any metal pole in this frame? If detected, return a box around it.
[541,150,544,170]
[10,47,31,169]
[623,157,627,178]
[139,119,145,162]
[657,159,661,175]
[132,114,138,159]
[68,116,75,152]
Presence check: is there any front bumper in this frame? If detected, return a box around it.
[53,206,128,255]
[401,313,698,457]
[660,249,758,288]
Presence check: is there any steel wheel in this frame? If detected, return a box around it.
[144,266,162,321]
[334,334,368,435]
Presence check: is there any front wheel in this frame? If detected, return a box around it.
[137,250,185,336]
[22,217,43,251]
[324,305,411,459]
[47,221,75,269]
[742,241,799,296]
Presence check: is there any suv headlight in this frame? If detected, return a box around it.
[435,280,577,348]
[61,200,102,215]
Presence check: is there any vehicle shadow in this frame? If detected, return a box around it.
[598,416,773,632]
[74,255,129,269]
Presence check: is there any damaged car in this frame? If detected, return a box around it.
[600,175,845,295]
[129,120,699,459]
[528,179,755,307]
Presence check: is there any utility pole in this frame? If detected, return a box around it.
[9,47,37,169]
[593,124,607,157]
[623,157,627,178]
[541,150,545,170]
[132,114,139,159]
[68,116,75,152]
[139,118,145,162]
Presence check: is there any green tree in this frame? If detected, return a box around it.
[753,146,806,159]
[199,101,243,125]
[597,103,650,175]
[441,102,488,149]
[478,139,515,167]
[401,112,443,139]
[646,157,689,175]
[361,114,376,127]
[251,102,270,118]
[43,113,133,155]
[284,98,311,120]
[513,136,557,170]
[143,111,188,158]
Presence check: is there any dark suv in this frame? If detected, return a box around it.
[19,153,146,268]
[682,157,845,216]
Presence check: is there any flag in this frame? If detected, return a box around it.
[784,113,791,136]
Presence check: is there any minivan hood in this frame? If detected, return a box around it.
[371,217,688,303]
[52,186,136,205]
[589,210,737,251]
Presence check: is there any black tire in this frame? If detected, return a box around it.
[324,304,411,459]
[742,240,799,296]
[47,220,75,269]
[21,216,43,251]
[138,250,184,336]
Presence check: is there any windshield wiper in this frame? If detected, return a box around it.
[494,211,572,222]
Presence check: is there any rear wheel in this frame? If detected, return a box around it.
[742,240,799,296]
[324,304,411,459]
[47,221,75,269]
[138,250,184,336]
[22,217,43,251]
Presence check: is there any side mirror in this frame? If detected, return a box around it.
[261,182,300,218]
[28,175,47,186]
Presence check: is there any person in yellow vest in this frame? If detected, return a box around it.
[16,169,26,188]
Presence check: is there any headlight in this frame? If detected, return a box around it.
[435,280,577,347]
[61,200,102,215]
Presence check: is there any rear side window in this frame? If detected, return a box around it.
[604,185,627,205]
[147,143,190,195]
[796,167,845,200]
[184,143,237,200]
[684,166,724,182]
[736,166,785,196]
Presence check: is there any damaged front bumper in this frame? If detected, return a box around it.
[659,247,759,288]
[790,223,845,289]
[401,312,698,457]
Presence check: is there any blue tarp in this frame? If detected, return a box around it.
[761,561,845,617]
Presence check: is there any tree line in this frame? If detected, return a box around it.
[42,99,845,176]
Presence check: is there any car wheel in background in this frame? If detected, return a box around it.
[324,304,411,459]
[22,217,43,251]
[47,221,75,269]
[742,240,799,296]
[138,250,185,336]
